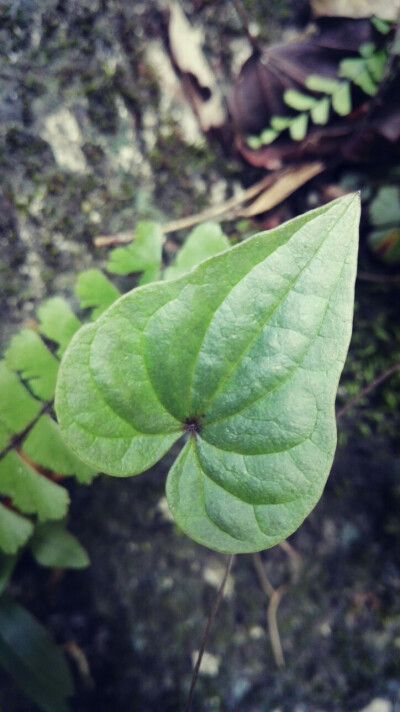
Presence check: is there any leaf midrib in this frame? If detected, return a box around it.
[189,197,355,423]
[200,238,351,433]
[80,197,354,445]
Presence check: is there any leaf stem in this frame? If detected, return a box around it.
[253,542,301,669]
[336,361,400,419]
[232,0,261,53]
[252,551,286,667]
[184,554,234,712]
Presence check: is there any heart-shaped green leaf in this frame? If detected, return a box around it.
[56,195,360,554]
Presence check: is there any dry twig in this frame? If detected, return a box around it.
[93,174,274,247]
[185,554,235,712]
[253,541,302,668]
[93,163,325,247]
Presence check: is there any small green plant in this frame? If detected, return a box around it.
[0,219,233,712]
[56,194,360,554]
[1,202,360,710]
[0,221,229,558]
[247,19,392,149]
[0,298,97,557]
[0,295,96,712]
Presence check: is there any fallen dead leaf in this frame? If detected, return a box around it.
[230,17,400,168]
[168,1,226,132]
[94,163,329,250]
[94,174,275,246]
[230,18,378,138]
[239,161,325,217]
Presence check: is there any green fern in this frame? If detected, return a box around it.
[0,297,97,556]
[247,24,392,150]
[0,221,230,557]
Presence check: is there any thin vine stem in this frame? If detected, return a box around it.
[336,361,400,419]
[232,0,261,53]
[185,554,235,712]
[357,271,400,284]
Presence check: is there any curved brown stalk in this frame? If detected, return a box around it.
[253,542,302,668]
[184,554,235,712]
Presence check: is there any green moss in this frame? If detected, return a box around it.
[85,82,119,135]
[339,289,400,442]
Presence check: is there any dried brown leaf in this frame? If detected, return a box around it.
[230,19,376,139]
[239,162,325,217]
[168,2,226,132]
[230,17,399,167]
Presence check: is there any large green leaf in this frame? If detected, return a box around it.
[0,595,73,712]
[56,195,360,554]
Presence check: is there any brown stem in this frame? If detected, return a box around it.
[252,552,286,668]
[279,539,301,584]
[336,361,400,419]
[267,585,287,668]
[185,554,234,712]
[357,271,400,284]
[232,0,261,53]
[253,543,302,669]
[252,551,275,597]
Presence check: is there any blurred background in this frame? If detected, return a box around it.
[1,1,400,711]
